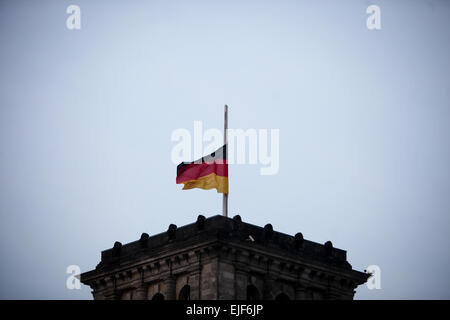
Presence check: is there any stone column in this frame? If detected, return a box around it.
[103,276,119,300]
[163,276,176,300]
[190,251,203,300]
[200,259,219,300]
[327,287,345,300]
[134,268,148,300]
[294,283,307,300]
[103,290,120,300]
[218,261,235,300]
[234,268,248,300]
[233,250,250,300]
[135,286,148,300]
[263,275,276,300]
[189,270,201,300]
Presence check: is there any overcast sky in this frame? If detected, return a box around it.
[1,0,449,299]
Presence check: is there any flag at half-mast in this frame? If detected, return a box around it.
[176,145,228,194]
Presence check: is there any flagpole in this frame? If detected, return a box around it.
[223,105,228,217]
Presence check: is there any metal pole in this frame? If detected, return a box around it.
[223,105,228,217]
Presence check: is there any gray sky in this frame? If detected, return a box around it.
[1,0,449,299]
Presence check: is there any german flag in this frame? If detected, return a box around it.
[176,145,228,194]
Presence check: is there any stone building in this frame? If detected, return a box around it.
[80,215,369,300]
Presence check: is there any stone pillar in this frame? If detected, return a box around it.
[263,275,276,300]
[103,290,120,300]
[103,276,119,300]
[234,268,248,300]
[200,260,219,300]
[135,286,148,300]
[233,250,250,300]
[134,268,147,300]
[294,283,307,300]
[163,276,176,300]
[327,287,346,300]
[189,270,201,300]
[218,261,235,299]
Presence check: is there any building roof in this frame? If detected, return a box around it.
[81,214,368,286]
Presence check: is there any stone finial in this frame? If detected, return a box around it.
[112,241,122,257]
[196,215,206,230]
[263,224,274,240]
[324,241,333,256]
[168,224,177,240]
[233,215,242,223]
[140,233,149,248]
[294,232,304,249]
[232,215,242,231]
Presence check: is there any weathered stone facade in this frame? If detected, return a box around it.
[80,215,368,300]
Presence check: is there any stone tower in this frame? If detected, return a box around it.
[80,215,368,300]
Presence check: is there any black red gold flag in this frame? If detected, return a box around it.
[176,145,228,194]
